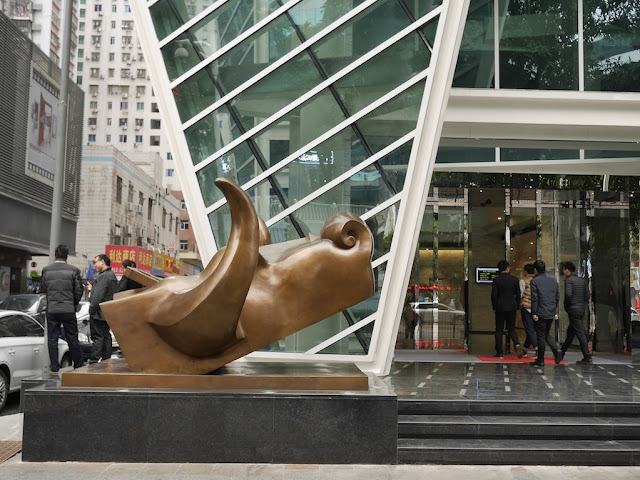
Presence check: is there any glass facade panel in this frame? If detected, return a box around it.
[585,150,640,159]
[355,81,425,153]
[498,0,579,90]
[437,146,495,163]
[332,31,433,115]
[501,148,580,162]
[378,141,412,193]
[365,202,399,261]
[453,0,495,88]
[160,1,282,75]
[584,0,640,92]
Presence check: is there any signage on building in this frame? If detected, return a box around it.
[25,66,59,187]
[105,246,155,276]
[475,267,499,284]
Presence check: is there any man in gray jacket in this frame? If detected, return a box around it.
[41,245,85,373]
[560,261,592,365]
[86,253,118,363]
[530,259,562,367]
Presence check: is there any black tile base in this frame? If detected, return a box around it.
[22,375,397,464]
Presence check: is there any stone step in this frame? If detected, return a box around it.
[398,399,640,417]
[397,438,640,466]
[398,414,640,440]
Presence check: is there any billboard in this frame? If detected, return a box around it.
[104,246,180,277]
[25,67,59,187]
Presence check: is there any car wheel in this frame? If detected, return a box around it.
[0,370,8,413]
[60,354,72,369]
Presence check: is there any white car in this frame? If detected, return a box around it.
[0,310,70,412]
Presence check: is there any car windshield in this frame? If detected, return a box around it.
[0,296,38,311]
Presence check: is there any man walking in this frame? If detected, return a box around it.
[560,261,592,365]
[491,260,524,358]
[519,264,538,357]
[530,259,562,367]
[41,245,84,373]
[86,254,118,363]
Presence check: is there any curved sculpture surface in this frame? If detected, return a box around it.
[100,178,375,374]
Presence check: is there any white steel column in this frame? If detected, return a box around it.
[358,0,471,376]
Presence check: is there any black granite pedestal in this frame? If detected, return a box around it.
[22,372,397,464]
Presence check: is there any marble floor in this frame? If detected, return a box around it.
[386,355,640,402]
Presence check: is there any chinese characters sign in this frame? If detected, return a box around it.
[105,246,179,277]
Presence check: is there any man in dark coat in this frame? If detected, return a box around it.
[86,253,118,363]
[491,260,524,358]
[118,259,143,292]
[560,261,592,365]
[41,245,85,373]
[530,259,562,367]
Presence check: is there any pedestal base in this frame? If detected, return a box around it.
[23,361,397,464]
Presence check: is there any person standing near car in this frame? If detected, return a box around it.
[41,245,84,373]
[86,254,117,363]
[491,260,525,359]
[560,261,592,365]
[530,259,563,367]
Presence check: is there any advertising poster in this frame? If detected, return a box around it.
[152,252,165,277]
[25,67,59,187]
[105,246,154,276]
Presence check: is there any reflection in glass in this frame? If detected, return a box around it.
[453,0,494,88]
[378,141,412,193]
[498,0,578,90]
[584,0,640,92]
[436,146,495,163]
[501,148,580,162]
[365,203,399,261]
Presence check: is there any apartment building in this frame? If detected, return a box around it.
[1,0,79,77]
[77,0,177,190]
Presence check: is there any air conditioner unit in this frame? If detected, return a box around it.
[99,74,104,79]
[98,12,103,16]
[122,93,128,98]
[96,43,101,47]
[97,28,101,32]
[112,226,121,235]
[128,44,133,49]
[126,202,134,212]
[133,143,139,148]
[122,110,128,115]
[132,57,137,62]
[123,225,132,235]
[135,126,140,131]
[127,61,131,65]
[90,125,96,130]
[92,92,97,97]
[92,109,98,114]
[135,93,140,98]
[121,125,127,130]
[85,56,90,60]
[136,204,143,213]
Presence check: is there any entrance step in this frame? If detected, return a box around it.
[398,400,640,465]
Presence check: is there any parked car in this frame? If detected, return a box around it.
[75,301,120,360]
[0,310,70,412]
[0,294,47,326]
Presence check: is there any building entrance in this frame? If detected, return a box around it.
[397,187,633,357]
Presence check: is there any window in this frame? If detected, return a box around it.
[78,35,84,45]
[136,86,145,96]
[79,22,85,31]
[120,102,128,110]
[89,85,99,95]
[135,135,143,143]
[89,67,100,78]
[137,69,146,79]
[122,53,131,62]
[111,20,116,28]
[121,68,131,78]
[91,35,101,45]
[135,118,144,127]
[91,52,100,61]
[166,169,174,177]
[119,118,128,127]
[151,103,159,113]
[77,62,84,72]
[88,118,97,126]
[107,101,112,110]
[77,76,83,85]
[150,135,160,146]
[122,20,134,30]
[106,134,111,142]
[89,101,97,109]
[162,208,166,228]
[167,152,173,160]
[116,176,122,203]
[94,5,102,12]
[119,135,127,143]
[137,53,144,62]
[108,68,115,78]
[148,200,153,220]
[93,20,102,29]
[128,182,134,203]
[136,102,144,110]
[80,9,85,18]
[122,36,132,45]
[180,200,186,210]
[88,134,96,142]
[139,191,144,206]
[106,118,112,126]
[180,240,188,251]
[109,52,115,61]
[78,48,84,58]
[150,119,161,129]
[110,37,116,45]
[124,5,131,13]
[180,220,189,230]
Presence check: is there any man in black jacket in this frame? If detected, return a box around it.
[118,259,143,292]
[41,245,84,373]
[491,260,524,358]
[86,253,118,363]
[560,261,592,365]
[530,259,562,367]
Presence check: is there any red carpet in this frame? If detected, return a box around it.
[476,355,566,364]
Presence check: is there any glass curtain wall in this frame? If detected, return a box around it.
[148,0,447,355]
